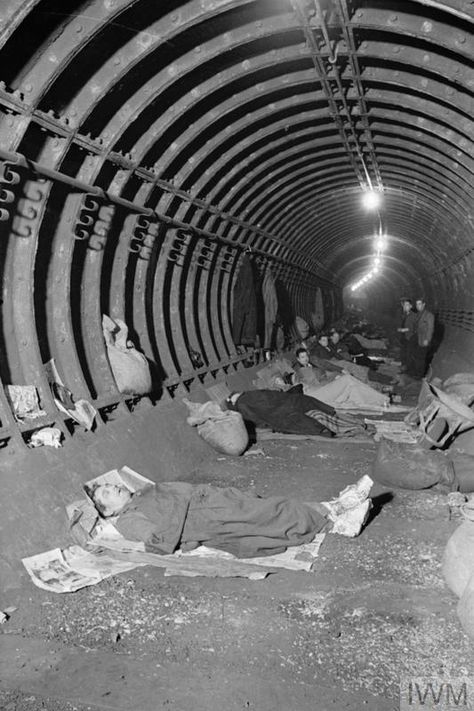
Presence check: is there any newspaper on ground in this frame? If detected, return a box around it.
[22,546,144,593]
[83,465,155,510]
[366,418,421,443]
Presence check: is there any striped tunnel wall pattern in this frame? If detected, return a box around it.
[0,0,473,454]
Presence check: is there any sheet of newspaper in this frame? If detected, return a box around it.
[22,546,145,593]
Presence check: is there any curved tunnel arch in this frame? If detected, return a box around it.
[0,0,472,457]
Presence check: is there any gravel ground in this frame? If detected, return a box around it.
[1,434,473,709]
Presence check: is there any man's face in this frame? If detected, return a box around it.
[319,336,329,347]
[94,483,132,517]
[416,300,425,312]
[330,332,340,344]
[402,300,412,313]
[297,351,310,366]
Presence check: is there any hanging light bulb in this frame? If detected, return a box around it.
[361,189,382,210]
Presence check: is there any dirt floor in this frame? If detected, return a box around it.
[1,422,473,711]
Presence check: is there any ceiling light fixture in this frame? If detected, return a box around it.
[361,188,382,210]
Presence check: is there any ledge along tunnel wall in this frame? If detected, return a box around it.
[0,0,473,587]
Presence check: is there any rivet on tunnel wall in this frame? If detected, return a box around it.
[392,47,400,54]
[75,25,83,33]
[421,21,433,33]
[457,36,466,44]
[423,54,431,63]
[390,14,398,22]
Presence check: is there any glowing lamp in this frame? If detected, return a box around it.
[362,190,382,210]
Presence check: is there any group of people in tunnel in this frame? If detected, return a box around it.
[397,297,435,379]
[86,321,396,558]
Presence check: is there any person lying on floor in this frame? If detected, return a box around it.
[283,348,390,412]
[225,387,366,437]
[323,330,394,387]
[91,477,373,559]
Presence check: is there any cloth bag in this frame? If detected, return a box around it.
[372,439,454,491]
[102,315,152,395]
[442,521,474,641]
[184,399,249,456]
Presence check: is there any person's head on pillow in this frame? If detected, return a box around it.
[92,483,133,517]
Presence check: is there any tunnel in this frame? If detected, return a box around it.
[0,0,473,706]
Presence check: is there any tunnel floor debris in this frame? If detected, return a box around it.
[1,433,473,711]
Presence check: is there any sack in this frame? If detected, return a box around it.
[198,410,249,456]
[102,315,151,395]
[372,439,454,490]
[442,521,474,641]
[183,399,249,455]
[442,521,474,598]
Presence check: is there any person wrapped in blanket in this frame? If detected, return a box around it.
[225,388,367,437]
[90,476,373,559]
[310,331,394,387]
[289,348,390,413]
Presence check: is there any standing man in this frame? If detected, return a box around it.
[412,298,435,378]
[397,298,417,373]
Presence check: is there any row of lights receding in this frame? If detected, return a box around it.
[350,189,386,292]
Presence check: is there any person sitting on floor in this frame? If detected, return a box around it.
[91,476,373,559]
[292,347,328,386]
[310,332,336,361]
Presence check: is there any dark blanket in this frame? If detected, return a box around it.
[231,389,335,437]
[114,483,328,558]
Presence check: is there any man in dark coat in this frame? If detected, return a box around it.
[396,298,417,373]
[410,298,435,378]
[226,388,336,437]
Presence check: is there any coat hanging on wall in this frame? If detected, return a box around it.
[262,268,278,350]
[231,255,258,346]
[311,287,325,331]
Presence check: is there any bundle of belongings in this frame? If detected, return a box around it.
[22,467,374,591]
[371,379,474,493]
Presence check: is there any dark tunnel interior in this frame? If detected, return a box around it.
[0,0,473,585]
[0,3,474,706]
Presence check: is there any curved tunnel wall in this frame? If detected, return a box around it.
[0,0,472,455]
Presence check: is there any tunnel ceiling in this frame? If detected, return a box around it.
[0,0,473,447]
[0,0,472,284]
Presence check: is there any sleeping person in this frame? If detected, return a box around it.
[91,477,373,559]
